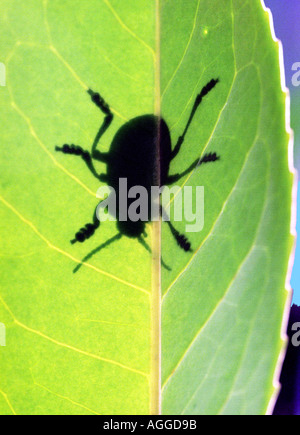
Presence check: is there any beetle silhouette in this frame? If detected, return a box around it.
[56,79,220,271]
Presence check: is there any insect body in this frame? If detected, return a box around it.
[56,79,220,266]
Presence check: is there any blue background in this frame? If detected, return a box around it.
[264,0,300,306]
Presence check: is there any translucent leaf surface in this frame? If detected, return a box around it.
[0,0,294,415]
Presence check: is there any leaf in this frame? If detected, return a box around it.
[0,0,294,415]
[160,0,295,415]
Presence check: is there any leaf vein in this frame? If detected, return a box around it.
[101,0,156,61]
[0,390,17,415]
[163,60,258,299]
[161,0,201,100]
[162,140,260,392]
[0,294,149,379]
[43,0,128,121]
[0,195,150,296]
[32,378,101,415]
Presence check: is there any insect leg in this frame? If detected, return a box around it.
[166,152,220,184]
[87,89,113,162]
[55,144,106,181]
[71,206,101,245]
[169,222,192,252]
[165,220,193,253]
[171,78,219,160]
[159,205,192,253]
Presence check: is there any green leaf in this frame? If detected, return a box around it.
[0,0,294,415]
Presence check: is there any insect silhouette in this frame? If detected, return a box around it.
[56,79,220,272]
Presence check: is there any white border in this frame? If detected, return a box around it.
[260,0,298,416]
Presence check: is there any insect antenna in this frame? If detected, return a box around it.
[73,233,122,273]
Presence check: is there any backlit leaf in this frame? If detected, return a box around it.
[0,0,294,415]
